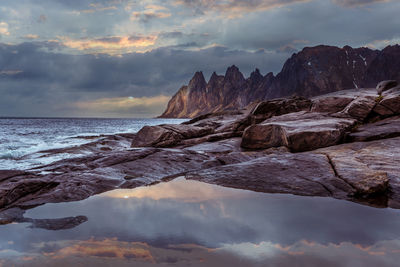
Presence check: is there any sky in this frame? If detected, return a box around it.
[0,0,399,118]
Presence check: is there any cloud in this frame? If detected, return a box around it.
[72,95,171,116]
[332,0,392,7]
[365,37,400,49]
[23,34,40,40]
[0,69,23,75]
[37,14,47,23]
[0,22,10,36]
[174,0,311,17]
[59,35,157,55]
[130,5,172,22]
[0,42,288,117]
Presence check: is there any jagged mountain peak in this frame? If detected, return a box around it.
[160,44,400,118]
[188,71,206,91]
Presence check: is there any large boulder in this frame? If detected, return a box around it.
[131,124,214,147]
[339,94,377,121]
[311,88,378,121]
[241,111,356,152]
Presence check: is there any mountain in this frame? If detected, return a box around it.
[160,44,400,118]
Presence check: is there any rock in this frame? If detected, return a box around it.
[373,87,400,116]
[241,111,356,152]
[316,138,400,203]
[347,116,400,142]
[186,153,353,198]
[311,89,378,119]
[376,80,398,94]
[340,94,377,121]
[160,45,400,119]
[249,96,312,122]
[311,96,354,113]
[131,124,214,147]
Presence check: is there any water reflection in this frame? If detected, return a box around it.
[1,178,400,266]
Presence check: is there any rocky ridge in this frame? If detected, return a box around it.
[1,80,400,221]
[160,44,400,118]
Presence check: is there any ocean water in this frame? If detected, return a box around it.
[0,117,186,170]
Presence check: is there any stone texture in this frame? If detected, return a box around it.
[348,116,400,142]
[241,111,356,151]
[373,87,400,117]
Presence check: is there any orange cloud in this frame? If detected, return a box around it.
[59,35,157,55]
[73,95,170,113]
[0,22,10,36]
[23,34,40,39]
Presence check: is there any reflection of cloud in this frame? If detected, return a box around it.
[44,238,154,262]
[220,239,400,261]
[103,177,251,201]
[59,35,157,55]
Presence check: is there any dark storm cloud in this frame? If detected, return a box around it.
[0,42,288,117]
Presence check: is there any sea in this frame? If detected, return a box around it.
[0,117,187,170]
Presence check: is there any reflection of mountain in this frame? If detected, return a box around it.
[160,44,400,118]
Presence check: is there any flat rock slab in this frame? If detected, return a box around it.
[317,137,400,208]
[186,152,353,198]
[241,111,356,152]
[348,116,400,142]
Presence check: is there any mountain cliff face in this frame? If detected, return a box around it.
[160,44,400,118]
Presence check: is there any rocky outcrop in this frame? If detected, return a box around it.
[160,45,400,118]
[241,112,356,151]
[1,80,400,218]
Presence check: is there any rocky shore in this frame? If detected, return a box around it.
[1,80,400,220]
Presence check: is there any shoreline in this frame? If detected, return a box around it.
[1,83,400,215]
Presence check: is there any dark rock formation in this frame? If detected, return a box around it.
[1,80,400,217]
[160,45,400,118]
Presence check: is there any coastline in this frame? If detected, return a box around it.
[1,82,400,215]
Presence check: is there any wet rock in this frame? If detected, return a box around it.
[131,124,214,148]
[373,87,400,117]
[317,137,400,207]
[340,95,377,121]
[348,116,400,142]
[376,80,398,94]
[241,111,356,152]
[186,152,353,198]
[249,96,312,123]
[311,96,354,113]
